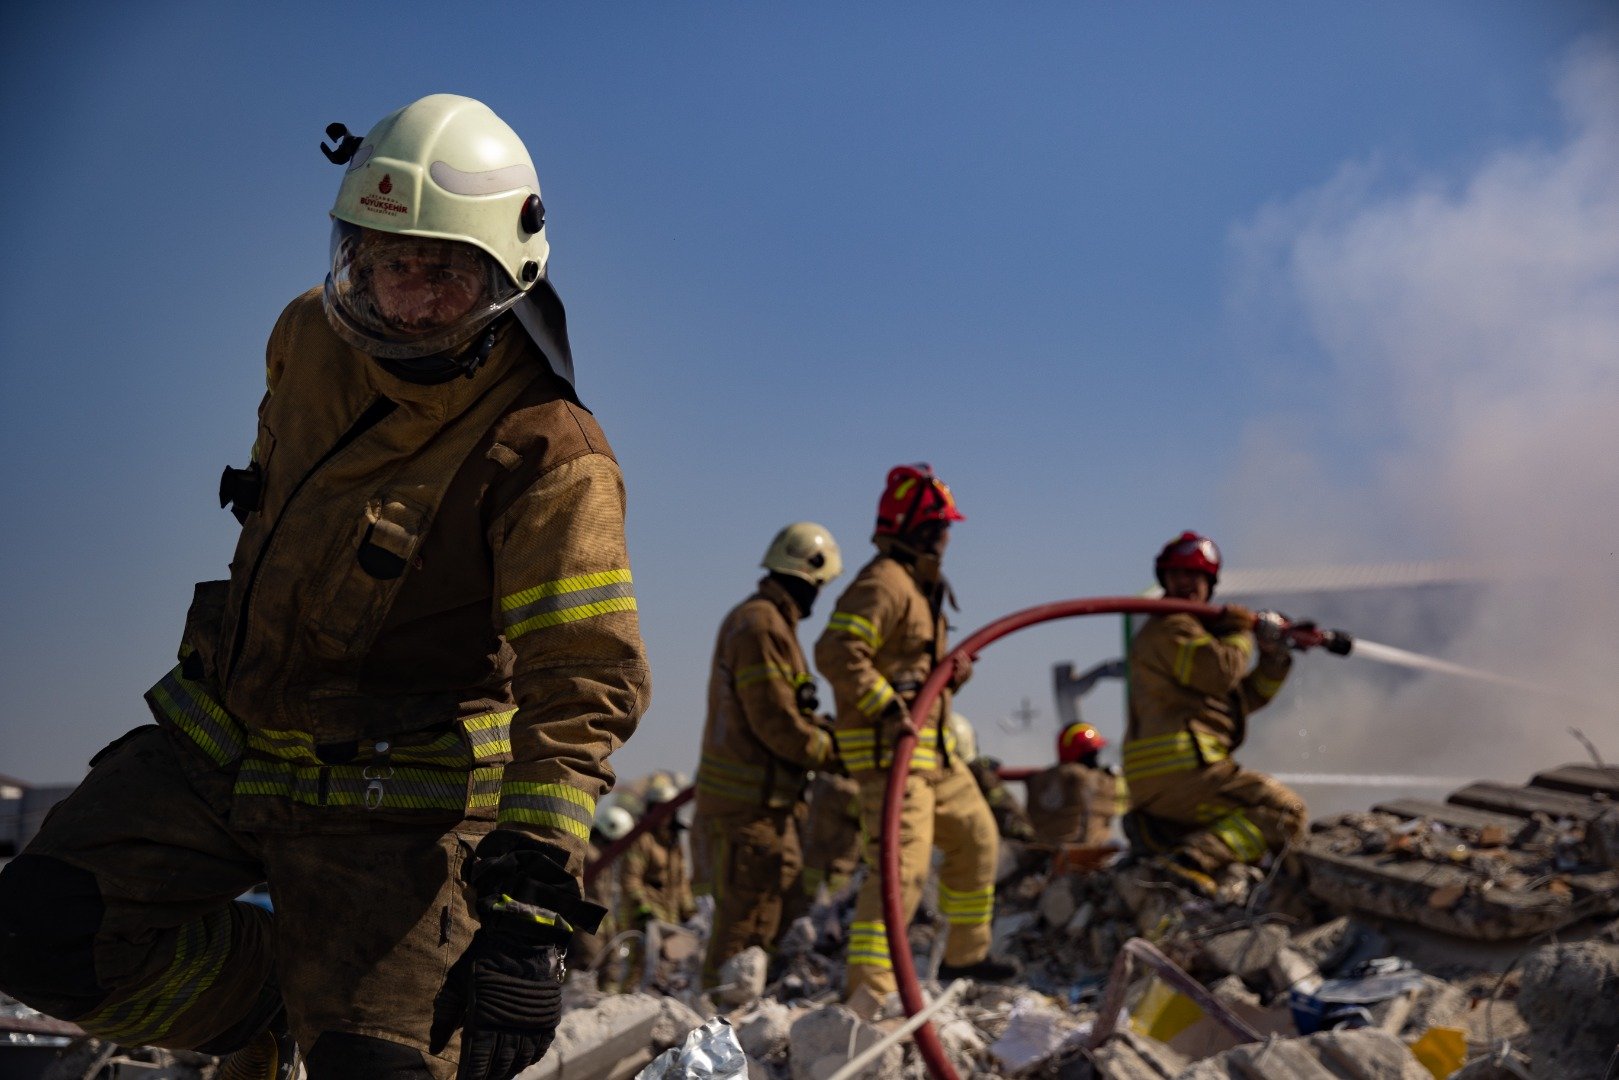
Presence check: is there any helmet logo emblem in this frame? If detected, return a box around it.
[378,174,393,194]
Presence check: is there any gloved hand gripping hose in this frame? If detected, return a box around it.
[432,834,607,1080]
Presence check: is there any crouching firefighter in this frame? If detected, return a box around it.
[694,523,844,986]
[0,95,649,1080]
[814,465,1018,1004]
[1121,532,1304,896]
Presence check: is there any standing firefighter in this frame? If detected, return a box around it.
[620,773,696,932]
[694,523,843,985]
[815,465,1017,1003]
[1122,532,1305,896]
[0,95,649,1080]
[1024,723,1124,847]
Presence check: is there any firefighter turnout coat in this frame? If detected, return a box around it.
[1123,612,1303,868]
[0,289,650,1073]
[695,577,834,814]
[815,551,995,1000]
[154,289,650,867]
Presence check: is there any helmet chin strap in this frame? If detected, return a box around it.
[375,319,504,385]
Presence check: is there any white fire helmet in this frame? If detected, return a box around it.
[645,772,683,806]
[761,522,844,586]
[323,94,549,360]
[594,805,635,842]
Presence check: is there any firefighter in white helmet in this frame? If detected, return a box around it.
[693,523,844,985]
[0,95,648,1080]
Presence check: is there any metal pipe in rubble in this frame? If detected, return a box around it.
[885,596,1223,1080]
[584,785,695,889]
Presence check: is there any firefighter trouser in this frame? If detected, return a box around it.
[1133,760,1307,873]
[0,726,487,1079]
[695,807,806,985]
[801,772,862,898]
[845,759,997,1000]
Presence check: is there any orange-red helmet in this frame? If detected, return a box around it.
[875,464,965,537]
[1154,531,1221,587]
[1057,722,1106,763]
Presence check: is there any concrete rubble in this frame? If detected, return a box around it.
[7,765,1619,1079]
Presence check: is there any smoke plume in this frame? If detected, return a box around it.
[1222,40,1619,783]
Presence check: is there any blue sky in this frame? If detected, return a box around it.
[3,3,1617,786]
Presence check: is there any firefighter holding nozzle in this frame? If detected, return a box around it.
[1122,532,1307,897]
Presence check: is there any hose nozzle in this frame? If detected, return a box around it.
[1257,611,1354,656]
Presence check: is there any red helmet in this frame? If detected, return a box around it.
[1057,722,1106,763]
[1154,531,1221,587]
[875,464,965,537]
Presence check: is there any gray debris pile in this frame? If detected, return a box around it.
[9,768,1619,1080]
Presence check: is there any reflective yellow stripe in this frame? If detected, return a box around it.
[1222,633,1254,659]
[827,611,882,649]
[1121,731,1228,783]
[462,711,515,762]
[491,893,572,931]
[146,666,243,766]
[498,781,596,839]
[501,569,637,640]
[735,661,799,688]
[937,882,994,925]
[697,756,765,802]
[1207,810,1268,863]
[835,725,945,773]
[856,680,896,718]
[1251,673,1284,699]
[1174,634,1213,684]
[82,908,234,1043]
[235,761,476,809]
[848,920,892,969]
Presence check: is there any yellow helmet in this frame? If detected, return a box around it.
[761,522,844,586]
[322,94,548,360]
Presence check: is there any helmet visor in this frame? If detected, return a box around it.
[325,221,523,359]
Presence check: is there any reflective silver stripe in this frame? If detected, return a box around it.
[147,667,243,766]
[502,580,636,629]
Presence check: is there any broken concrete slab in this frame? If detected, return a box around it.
[786,1005,900,1080]
[1197,923,1288,979]
[1298,766,1619,940]
[649,994,706,1053]
[524,993,662,1080]
[986,994,1088,1076]
[1175,1028,1430,1080]
[714,946,769,1008]
[733,999,800,1061]
[1090,1028,1190,1079]
[1518,938,1619,1080]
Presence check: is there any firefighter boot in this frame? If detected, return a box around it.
[216,1011,300,1080]
[1153,853,1219,900]
[938,954,1023,982]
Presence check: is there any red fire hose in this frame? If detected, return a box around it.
[884,596,1222,1080]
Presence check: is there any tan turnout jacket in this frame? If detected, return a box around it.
[815,553,960,775]
[696,577,834,812]
[146,288,650,870]
[1024,763,1121,846]
[621,829,695,925]
[1122,613,1288,799]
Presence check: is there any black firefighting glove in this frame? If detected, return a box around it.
[794,675,821,717]
[432,834,607,1080]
